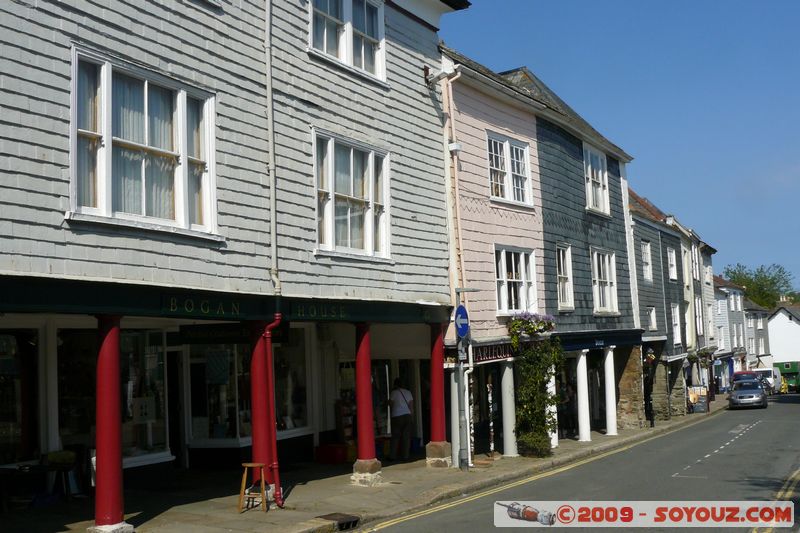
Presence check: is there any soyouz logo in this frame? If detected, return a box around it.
[494,501,794,528]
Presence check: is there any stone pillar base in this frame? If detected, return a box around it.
[88,522,135,533]
[425,441,452,468]
[351,458,382,486]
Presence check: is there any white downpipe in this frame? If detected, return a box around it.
[450,369,459,467]
[464,343,474,467]
[603,346,618,436]
[547,368,558,448]
[501,361,518,456]
[577,350,591,442]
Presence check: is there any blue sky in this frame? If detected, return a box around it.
[440,0,800,288]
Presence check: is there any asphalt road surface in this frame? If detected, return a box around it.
[370,394,800,532]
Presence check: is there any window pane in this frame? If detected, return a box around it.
[373,206,382,253]
[317,192,328,246]
[313,12,326,51]
[112,73,145,143]
[334,197,348,246]
[329,0,342,19]
[148,84,173,151]
[275,328,308,431]
[77,135,98,208]
[334,144,350,194]
[353,149,368,199]
[353,35,364,69]
[349,200,365,250]
[112,145,143,214]
[316,138,328,190]
[189,163,204,225]
[353,0,366,32]
[326,19,339,57]
[145,155,175,219]
[364,42,376,74]
[187,97,203,160]
[373,155,383,202]
[77,61,99,132]
[366,3,378,38]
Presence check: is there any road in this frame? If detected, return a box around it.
[369,394,800,532]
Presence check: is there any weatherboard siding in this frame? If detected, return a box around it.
[632,218,666,339]
[449,81,544,340]
[269,1,451,304]
[660,231,686,354]
[536,118,635,333]
[0,0,271,294]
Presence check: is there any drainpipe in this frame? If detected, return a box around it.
[264,312,284,507]
[265,0,281,295]
[464,341,474,467]
[442,66,465,305]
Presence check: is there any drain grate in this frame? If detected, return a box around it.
[317,512,360,531]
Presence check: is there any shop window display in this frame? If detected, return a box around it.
[275,328,308,431]
[0,331,39,464]
[189,344,249,440]
[58,329,167,458]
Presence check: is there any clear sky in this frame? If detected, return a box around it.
[440,0,800,288]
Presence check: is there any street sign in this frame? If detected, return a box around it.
[454,305,470,338]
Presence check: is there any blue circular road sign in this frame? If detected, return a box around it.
[454,305,470,338]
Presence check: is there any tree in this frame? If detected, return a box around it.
[723,263,795,309]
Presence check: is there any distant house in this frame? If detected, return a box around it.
[627,189,687,419]
[768,305,800,367]
[713,275,747,386]
[744,298,771,369]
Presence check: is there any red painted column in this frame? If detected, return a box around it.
[95,315,124,527]
[264,313,284,507]
[429,323,446,443]
[355,323,376,460]
[250,322,273,485]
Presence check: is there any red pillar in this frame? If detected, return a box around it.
[429,323,446,443]
[250,322,273,485]
[355,323,376,460]
[95,315,124,527]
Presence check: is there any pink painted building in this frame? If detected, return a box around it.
[440,48,546,460]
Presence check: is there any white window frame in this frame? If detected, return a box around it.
[695,296,704,336]
[717,326,725,350]
[314,129,389,258]
[641,240,652,281]
[707,304,714,338]
[737,294,743,311]
[748,337,755,354]
[556,244,574,311]
[671,303,682,344]
[758,337,765,355]
[704,265,712,284]
[583,143,610,215]
[495,247,537,315]
[647,306,657,330]
[691,244,700,281]
[590,247,618,313]
[308,0,387,81]
[667,247,678,281]
[486,133,533,206]
[757,315,764,330]
[69,48,217,234]
[747,315,754,329]
[717,298,725,314]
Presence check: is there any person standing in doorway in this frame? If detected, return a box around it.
[388,378,413,461]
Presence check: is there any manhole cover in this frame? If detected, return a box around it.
[317,512,360,531]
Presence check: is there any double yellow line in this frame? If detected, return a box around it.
[365,433,664,531]
[751,465,800,533]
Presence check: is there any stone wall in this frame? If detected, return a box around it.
[652,360,687,420]
[616,345,646,429]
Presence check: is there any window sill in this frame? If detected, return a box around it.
[314,248,394,264]
[306,47,391,91]
[593,311,621,317]
[495,311,536,318]
[558,306,574,313]
[65,211,225,243]
[490,197,535,210]
[585,207,612,220]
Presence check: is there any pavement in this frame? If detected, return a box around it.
[2,398,728,533]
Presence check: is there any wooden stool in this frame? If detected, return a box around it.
[238,463,267,513]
